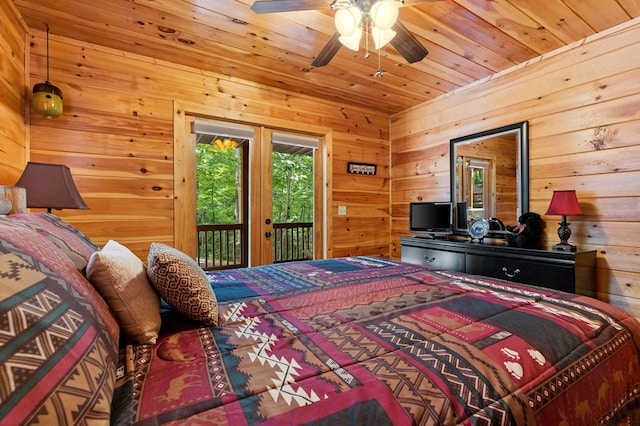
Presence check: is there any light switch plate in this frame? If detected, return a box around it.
[338,205,347,216]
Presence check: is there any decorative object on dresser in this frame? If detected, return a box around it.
[15,162,89,213]
[468,218,489,241]
[545,190,583,252]
[32,24,63,118]
[505,211,543,248]
[400,236,596,294]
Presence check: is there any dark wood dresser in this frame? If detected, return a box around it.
[400,236,596,295]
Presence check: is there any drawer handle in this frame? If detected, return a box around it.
[423,256,436,263]
[502,267,521,278]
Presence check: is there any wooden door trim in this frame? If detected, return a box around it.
[173,102,197,257]
[174,101,332,261]
[257,128,273,265]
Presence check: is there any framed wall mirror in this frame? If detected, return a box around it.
[450,121,529,236]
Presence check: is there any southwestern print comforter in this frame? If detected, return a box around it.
[112,257,640,425]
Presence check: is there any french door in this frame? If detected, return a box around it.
[255,129,320,266]
[191,118,322,267]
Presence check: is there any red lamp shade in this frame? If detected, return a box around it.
[545,190,582,216]
[15,162,89,213]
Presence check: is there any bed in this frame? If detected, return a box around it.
[111,256,640,425]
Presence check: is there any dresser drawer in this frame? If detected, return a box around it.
[466,254,575,293]
[401,245,465,271]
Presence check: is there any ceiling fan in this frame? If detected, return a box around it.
[251,0,439,67]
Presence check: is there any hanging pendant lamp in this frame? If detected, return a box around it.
[32,24,63,118]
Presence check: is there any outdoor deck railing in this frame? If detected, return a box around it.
[272,222,313,263]
[197,222,313,270]
[197,223,244,270]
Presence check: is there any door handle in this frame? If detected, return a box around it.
[265,231,272,238]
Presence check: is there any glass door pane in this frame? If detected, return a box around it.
[270,136,315,263]
[194,120,250,270]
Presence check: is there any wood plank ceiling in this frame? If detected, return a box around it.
[13,0,640,114]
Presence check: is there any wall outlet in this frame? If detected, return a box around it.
[338,205,347,216]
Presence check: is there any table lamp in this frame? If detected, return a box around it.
[15,162,89,213]
[545,190,582,252]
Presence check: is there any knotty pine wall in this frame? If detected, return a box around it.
[390,18,640,318]
[0,2,391,262]
[0,1,27,183]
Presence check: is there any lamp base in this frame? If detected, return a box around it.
[552,242,577,252]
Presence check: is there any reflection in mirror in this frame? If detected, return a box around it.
[450,121,529,235]
[457,157,494,221]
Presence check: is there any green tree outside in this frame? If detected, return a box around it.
[271,151,314,223]
[196,143,241,225]
[196,143,314,225]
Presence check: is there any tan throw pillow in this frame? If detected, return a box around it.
[146,242,218,325]
[86,240,161,344]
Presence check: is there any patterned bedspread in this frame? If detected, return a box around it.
[112,257,640,425]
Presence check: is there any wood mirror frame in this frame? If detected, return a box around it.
[450,121,529,236]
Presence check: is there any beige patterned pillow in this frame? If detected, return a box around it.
[146,242,218,325]
[86,240,161,344]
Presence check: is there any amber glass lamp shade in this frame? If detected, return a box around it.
[32,81,63,118]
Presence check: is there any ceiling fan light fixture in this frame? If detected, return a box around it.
[372,27,396,49]
[335,7,361,36]
[253,0,428,68]
[370,0,399,31]
[339,28,363,51]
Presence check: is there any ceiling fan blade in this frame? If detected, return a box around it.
[390,20,429,63]
[251,0,330,14]
[311,32,342,67]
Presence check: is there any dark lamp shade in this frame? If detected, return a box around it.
[32,82,63,118]
[545,190,582,216]
[15,162,88,211]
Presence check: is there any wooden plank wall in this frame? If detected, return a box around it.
[390,18,640,318]
[0,5,391,261]
[0,1,27,182]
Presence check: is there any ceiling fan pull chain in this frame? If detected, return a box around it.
[375,47,383,78]
[364,16,370,59]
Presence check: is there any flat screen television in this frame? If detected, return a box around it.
[409,202,453,237]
